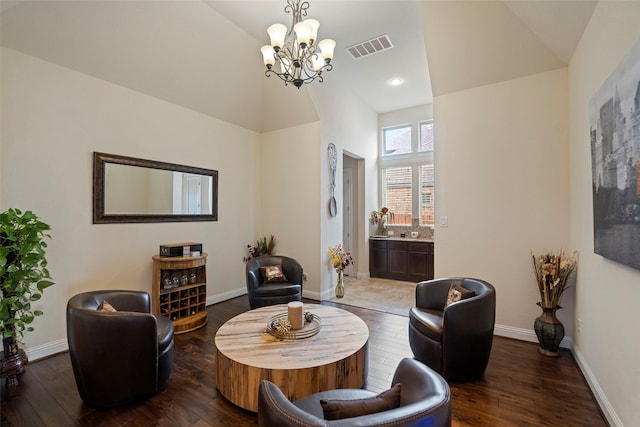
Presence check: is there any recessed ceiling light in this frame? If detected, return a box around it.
[388,77,404,87]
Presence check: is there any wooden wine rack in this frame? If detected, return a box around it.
[152,253,208,334]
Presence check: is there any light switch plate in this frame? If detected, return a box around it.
[440,216,448,227]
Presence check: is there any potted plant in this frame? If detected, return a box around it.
[0,208,54,380]
[243,235,277,262]
[370,207,394,236]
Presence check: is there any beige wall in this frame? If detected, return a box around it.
[568,2,640,426]
[260,122,322,298]
[434,68,571,336]
[1,47,262,357]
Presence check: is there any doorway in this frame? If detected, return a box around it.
[342,153,359,277]
[343,167,353,276]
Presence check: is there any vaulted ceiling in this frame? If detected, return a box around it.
[420,0,597,96]
[1,1,597,133]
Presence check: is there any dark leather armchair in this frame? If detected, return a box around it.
[66,290,174,406]
[246,255,303,309]
[258,357,451,426]
[409,277,496,381]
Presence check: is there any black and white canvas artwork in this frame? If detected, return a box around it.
[590,37,640,271]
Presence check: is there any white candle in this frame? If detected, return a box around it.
[288,301,304,330]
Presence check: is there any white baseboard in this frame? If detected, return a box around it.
[25,338,68,362]
[303,289,322,301]
[571,344,622,427]
[494,323,573,349]
[205,287,248,306]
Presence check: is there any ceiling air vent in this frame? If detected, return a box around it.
[346,34,393,59]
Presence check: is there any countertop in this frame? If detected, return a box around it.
[369,236,434,243]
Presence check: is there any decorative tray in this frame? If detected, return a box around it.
[266,312,321,340]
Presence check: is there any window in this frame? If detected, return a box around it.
[419,165,434,226]
[383,125,412,155]
[419,121,434,152]
[379,120,434,227]
[382,167,412,225]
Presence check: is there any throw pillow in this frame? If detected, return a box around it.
[445,283,475,307]
[320,383,401,420]
[260,265,288,283]
[97,300,117,312]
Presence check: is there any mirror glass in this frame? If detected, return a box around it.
[94,152,218,223]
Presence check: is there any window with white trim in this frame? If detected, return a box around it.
[380,120,434,227]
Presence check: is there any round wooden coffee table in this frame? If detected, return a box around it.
[214,303,369,412]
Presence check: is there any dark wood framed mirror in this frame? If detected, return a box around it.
[93,152,218,224]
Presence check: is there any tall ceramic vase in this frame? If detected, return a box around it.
[534,307,564,357]
[335,270,345,298]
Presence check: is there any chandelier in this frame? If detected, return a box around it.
[260,0,336,89]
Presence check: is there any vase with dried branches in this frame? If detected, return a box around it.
[531,249,578,357]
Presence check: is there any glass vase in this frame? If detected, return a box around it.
[335,270,345,298]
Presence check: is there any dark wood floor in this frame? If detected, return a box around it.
[1,296,606,426]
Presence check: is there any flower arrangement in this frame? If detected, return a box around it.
[328,244,354,272]
[531,250,578,309]
[370,207,394,225]
[243,234,276,262]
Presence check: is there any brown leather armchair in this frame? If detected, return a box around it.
[257,357,451,427]
[246,255,303,309]
[409,277,496,381]
[66,290,174,406]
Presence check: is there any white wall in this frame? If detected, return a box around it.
[308,84,378,296]
[433,69,572,338]
[379,104,433,130]
[1,47,261,358]
[568,2,640,426]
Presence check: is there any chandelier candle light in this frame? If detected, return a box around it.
[260,0,336,89]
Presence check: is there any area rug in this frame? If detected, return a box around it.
[326,276,415,317]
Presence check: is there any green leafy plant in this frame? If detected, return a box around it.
[255,235,276,256]
[0,208,55,353]
[243,234,277,262]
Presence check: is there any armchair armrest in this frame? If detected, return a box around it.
[282,257,303,285]
[415,279,452,310]
[258,380,324,427]
[443,290,495,337]
[392,358,450,406]
[441,287,495,379]
[246,266,263,291]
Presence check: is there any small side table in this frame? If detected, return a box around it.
[1,348,28,387]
